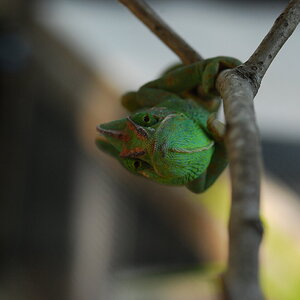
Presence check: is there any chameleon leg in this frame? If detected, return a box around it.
[143,62,206,93]
[121,88,179,111]
[200,56,242,97]
[143,56,241,95]
[186,144,227,194]
[159,63,183,76]
[121,62,189,112]
[121,91,140,112]
[186,172,207,193]
[196,60,221,112]
[122,57,241,113]
[203,144,228,191]
[207,113,226,142]
[204,115,228,190]
[201,60,220,96]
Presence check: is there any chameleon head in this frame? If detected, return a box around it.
[96,114,153,158]
[96,110,214,186]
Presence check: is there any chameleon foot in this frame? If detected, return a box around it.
[207,113,226,143]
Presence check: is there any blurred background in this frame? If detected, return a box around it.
[1,0,300,299]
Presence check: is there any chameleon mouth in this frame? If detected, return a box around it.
[97,125,122,138]
[96,125,130,142]
[120,148,146,158]
[95,135,107,143]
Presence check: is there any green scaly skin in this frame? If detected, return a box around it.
[96,56,241,193]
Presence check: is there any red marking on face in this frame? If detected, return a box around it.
[119,133,130,142]
[97,126,130,142]
[151,140,157,155]
[120,147,146,158]
[126,117,149,141]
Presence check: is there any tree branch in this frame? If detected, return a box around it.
[117,1,300,300]
[216,1,300,299]
[216,72,264,300]
[239,0,300,94]
[118,0,202,64]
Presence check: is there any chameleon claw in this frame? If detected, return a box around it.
[207,114,226,142]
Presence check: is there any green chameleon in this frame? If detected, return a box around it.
[96,56,241,193]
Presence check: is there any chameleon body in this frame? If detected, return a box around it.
[96,56,241,193]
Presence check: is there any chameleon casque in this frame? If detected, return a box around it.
[96,57,241,193]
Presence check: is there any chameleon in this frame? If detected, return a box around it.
[96,56,241,193]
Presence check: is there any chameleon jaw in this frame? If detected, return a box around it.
[119,147,146,158]
[96,125,130,142]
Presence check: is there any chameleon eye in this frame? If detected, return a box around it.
[132,159,151,171]
[121,158,152,174]
[143,115,150,123]
[134,160,141,169]
[142,114,158,126]
[131,112,158,127]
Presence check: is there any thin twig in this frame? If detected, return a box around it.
[240,0,300,94]
[118,0,202,64]
[216,1,300,299]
